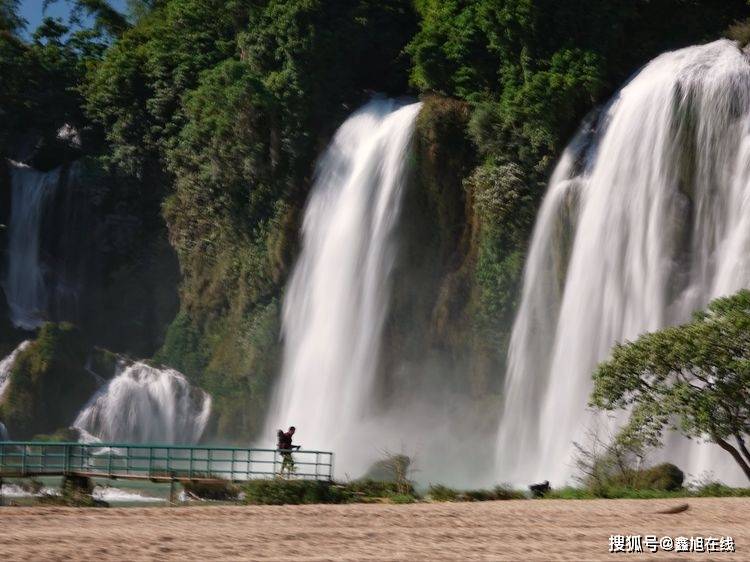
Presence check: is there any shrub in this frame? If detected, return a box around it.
[183,479,240,501]
[727,18,750,47]
[243,479,350,505]
[347,478,416,499]
[428,484,459,501]
[633,463,684,492]
[428,483,524,502]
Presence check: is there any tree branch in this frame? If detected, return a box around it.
[713,433,750,482]
[735,433,750,467]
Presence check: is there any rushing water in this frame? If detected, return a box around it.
[265,99,421,474]
[74,362,211,444]
[0,340,30,401]
[4,163,60,329]
[496,39,750,485]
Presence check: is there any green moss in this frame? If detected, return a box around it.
[0,323,97,439]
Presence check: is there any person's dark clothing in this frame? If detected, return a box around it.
[278,431,293,450]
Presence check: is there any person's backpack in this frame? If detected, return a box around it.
[276,429,283,445]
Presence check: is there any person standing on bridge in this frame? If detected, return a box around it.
[277,426,299,475]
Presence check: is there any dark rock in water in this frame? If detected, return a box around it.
[529,480,550,497]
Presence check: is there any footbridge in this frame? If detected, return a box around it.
[0,441,333,483]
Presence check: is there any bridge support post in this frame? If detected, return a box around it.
[169,472,177,507]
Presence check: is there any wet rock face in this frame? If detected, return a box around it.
[0,323,97,439]
[0,157,179,357]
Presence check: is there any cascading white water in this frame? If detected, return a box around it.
[4,162,60,329]
[496,39,750,486]
[265,99,421,474]
[74,362,211,444]
[0,340,30,401]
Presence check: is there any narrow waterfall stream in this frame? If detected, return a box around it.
[4,162,61,329]
[496,39,750,486]
[265,99,421,475]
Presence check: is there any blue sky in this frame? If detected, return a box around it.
[19,0,128,35]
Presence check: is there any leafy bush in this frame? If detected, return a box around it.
[183,478,241,501]
[427,484,459,501]
[243,478,421,505]
[428,483,524,502]
[345,478,418,501]
[727,18,750,47]
[634,463,684,492]
[243,479,351,505]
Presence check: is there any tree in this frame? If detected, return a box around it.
[591,290,750,481]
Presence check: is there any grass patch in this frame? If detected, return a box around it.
[183,478,241,501]
[427,484,525,502]
[243,478,421,505]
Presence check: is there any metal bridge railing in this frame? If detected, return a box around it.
[0,441,333,482]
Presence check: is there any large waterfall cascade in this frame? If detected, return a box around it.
[265,99,422,474]
[4,162,61,330]
[496,39,750,486]
[74,361,211,444]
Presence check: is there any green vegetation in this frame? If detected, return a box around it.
[0,323,97,439]
[592,290,750,482]
[243,479,353,505]
[182,478,241,501]
[428,483,523,502]
[2,0,749,443]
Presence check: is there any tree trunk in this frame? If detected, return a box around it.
[713,434,750,482]
[735,434,750,466]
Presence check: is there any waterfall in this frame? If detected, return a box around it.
[265,99,421,474]
[74,362,211,444]
[496,39,750,486]
[4,163,60,329]
[0,340,31,401]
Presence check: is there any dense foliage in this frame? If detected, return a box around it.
[592,290,750,482]
[1,0,748,443]
[0,323,96,438]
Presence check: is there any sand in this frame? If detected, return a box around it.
[0,498,747,561]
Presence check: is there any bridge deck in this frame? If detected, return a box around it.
[0,441,333,483]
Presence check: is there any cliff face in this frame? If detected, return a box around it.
[0,0,747,443]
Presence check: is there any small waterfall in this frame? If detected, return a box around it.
[0,340,31,401]
[4,163,60,329]
[0,421,8,441]
[74,362,211,444]
[496,39,750,486]
[265,99,421,474]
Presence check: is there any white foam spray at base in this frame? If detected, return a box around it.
[496,40,750,486]
[74,362,211,444]
[265,99,422,476]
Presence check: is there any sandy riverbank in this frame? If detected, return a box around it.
[0,497,747,561]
